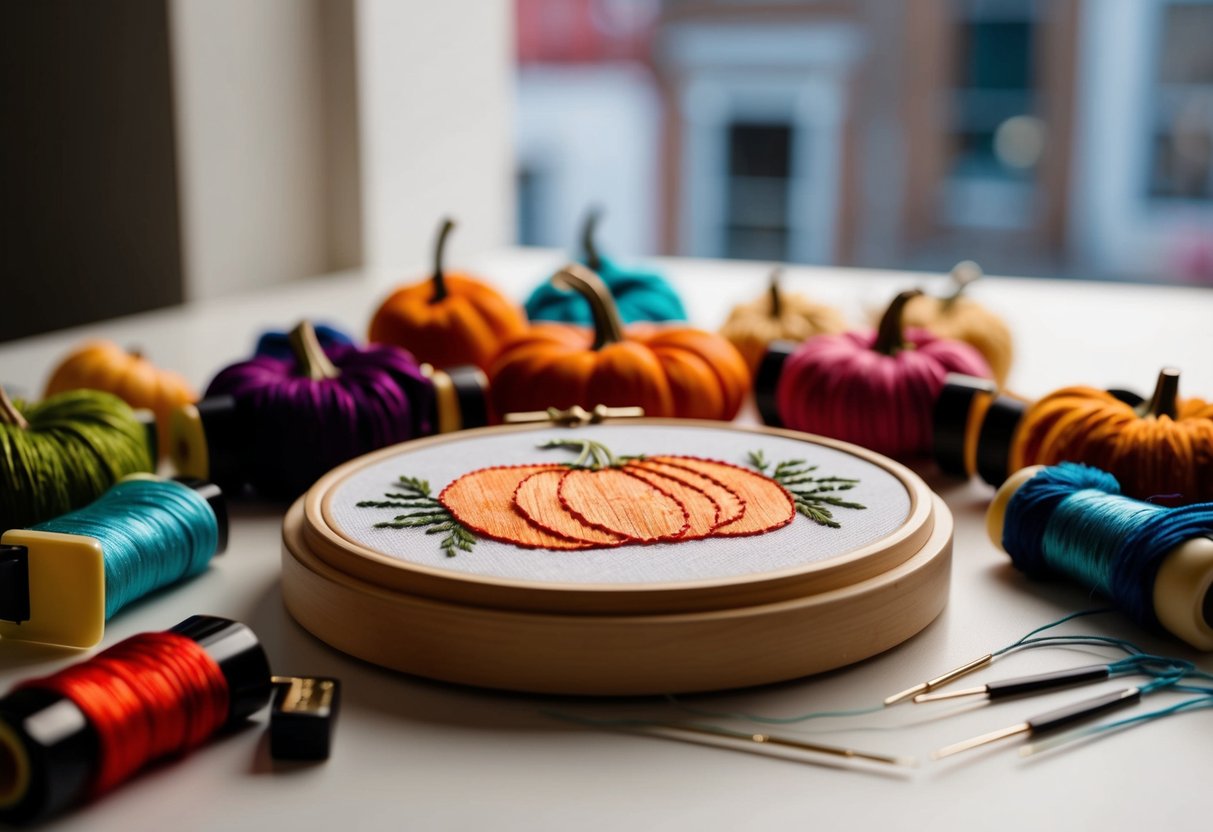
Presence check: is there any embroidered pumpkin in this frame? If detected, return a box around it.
[1010,368,1213,504]
[43,340,197,458]
[776,289,993,458]
[490,265,750,421]
[720,267,848,373]
[899,261,1014,386]
[525,208,687,325]
[368,218,526,371]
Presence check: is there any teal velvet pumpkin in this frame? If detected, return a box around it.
[524,208,688,325]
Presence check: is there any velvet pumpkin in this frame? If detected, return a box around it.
[490,265,750,421]
[524,209,686,325]
[720,267,848,372]
[43,340,197,458]
[369,218,526,371]
[776,290,993,458]
[1010,368,1213,504]
[899,261,1014,386]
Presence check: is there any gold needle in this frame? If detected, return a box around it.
[883,654,994,706]
[645,723,917,768]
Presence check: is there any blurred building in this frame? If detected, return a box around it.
[515,0,1213,283]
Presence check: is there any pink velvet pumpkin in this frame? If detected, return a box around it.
[775,289,992,458]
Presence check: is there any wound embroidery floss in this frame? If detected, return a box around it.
[0,616,271,823]
[988,463,1213,649]
[0,477,227,648]
[0,387,154,531]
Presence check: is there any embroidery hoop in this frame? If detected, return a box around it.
[281,419,952,694]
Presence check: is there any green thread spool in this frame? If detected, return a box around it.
[0,386,154,530]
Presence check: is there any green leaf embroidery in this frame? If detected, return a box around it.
[356,475,475,557]
[750,453,866,529]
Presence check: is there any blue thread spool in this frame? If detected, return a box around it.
[987,462,1213,650]
[0,477,227,648]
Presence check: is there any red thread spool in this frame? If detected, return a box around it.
[0,616,271,824]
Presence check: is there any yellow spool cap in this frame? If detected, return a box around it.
[0,530,106,649]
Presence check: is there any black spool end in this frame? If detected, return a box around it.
[172,479,229,555]
[269,676,341,761]
[169,616,272,724]
[0,546,30,625]
[131,409,159,463]
[932,374,997,478]
[975,393,1028,487]
[755,341,797,428]
[0,689,99,824]
[192,396,245,493]
[448,365,490,429]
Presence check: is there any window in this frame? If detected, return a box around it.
[724,122,794,261]
[1146,2,1213,201]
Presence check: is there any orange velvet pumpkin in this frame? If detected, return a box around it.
[368,218,526,371]
[489,265,750,421]
[43,340,197,457]
[1010,368,1213,504]
[720,267,848,372]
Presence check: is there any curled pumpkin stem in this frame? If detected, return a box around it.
[873,289,923,356]
[550,264,626,351]
[943,260,982,308]
[539,438,620,470]
[0,385,29,430]
[581,206,604,272]
[430,217,456,304]
[1142,367,1180,420]
[289,321,341,381]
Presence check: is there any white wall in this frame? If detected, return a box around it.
[169,0,337,300]
[356,0,515,272]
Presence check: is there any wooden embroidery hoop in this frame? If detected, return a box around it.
[281,419,952,695]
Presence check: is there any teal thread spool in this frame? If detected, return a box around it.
[0,477,227,648]
[988,463,1213,650]
[0,387,155,531]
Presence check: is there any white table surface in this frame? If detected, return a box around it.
[2,249,1211,832]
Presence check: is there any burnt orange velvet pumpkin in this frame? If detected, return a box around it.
[368,218,526,371]
[43,340,197,457]
[1010,368,1213,504]
[489,265,750,421]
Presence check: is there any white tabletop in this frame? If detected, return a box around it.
[2,249,1211,832]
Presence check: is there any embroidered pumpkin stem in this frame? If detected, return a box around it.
[943,260,982,308]
[288,321,341,381]
[430,217,457,304]
[750,452,867,528]
[539,438,620,469]
[0,386,29,429]
[580,206,604,272]
[873,289,923,357]
[357,474,476,556]
[550,264,626,350]
[1142,367,1180,420]
[768,268,786,318]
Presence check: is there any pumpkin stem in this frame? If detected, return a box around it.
[873,289,923,356]
[0,385,29,429]
[768,267,785,318]
[580,206,604,272]
[128,346,145,361]
[1142,367,1180,420]
[551,263,626,351]
[943,260,982,308]
[430,217,456,304]
[288,321,341,381]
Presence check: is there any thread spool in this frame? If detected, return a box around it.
[936,369,1208,504]
[0,387,155,531]
[0,615,271,823]
[0,477,227,648]
[987,462,1213,650]
[170,322,489,500]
